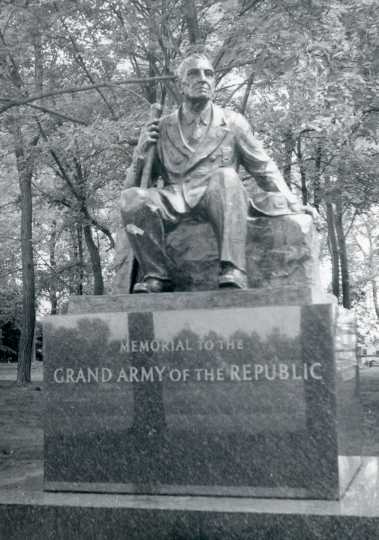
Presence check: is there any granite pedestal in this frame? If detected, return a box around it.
[1,457,379,540]
[43,289,361,500]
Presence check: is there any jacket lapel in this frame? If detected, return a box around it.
[185,105,230,171]
[159,110,192,172]
[159,105,230,174]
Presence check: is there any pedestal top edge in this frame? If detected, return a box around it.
[64,287,334,315]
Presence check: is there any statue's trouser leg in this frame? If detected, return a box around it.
[199,167,248,272]
[120,187,179,281]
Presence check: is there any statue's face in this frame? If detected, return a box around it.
[180,57,215,101]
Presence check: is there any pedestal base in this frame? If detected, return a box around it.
[1,458,378,540]
[43,290,361,500]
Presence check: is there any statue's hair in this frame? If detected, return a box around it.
[176,53,213,81]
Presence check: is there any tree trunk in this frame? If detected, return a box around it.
[372,279,379,319]
[313,142,322,211]
[325,175,339,300]
[49,220,58,314]
[76,223,84,295]
[326,202,340,299]
[11,118,35,384]
[366,219,379,319]
[182,0,201,43]
[70,223,84,295]
[3,24,39,384]
[335,192,351,308]
[296,137,308,205]
[83,223,104,295]
[283,129,294,188]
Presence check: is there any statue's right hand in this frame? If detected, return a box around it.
[136,119,160,156]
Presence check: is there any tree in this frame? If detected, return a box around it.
[0,4,43,383]
[0,0,378,382]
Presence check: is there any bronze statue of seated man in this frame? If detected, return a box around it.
[120,53,301,293]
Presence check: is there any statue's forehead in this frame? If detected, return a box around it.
[183,57,214,74]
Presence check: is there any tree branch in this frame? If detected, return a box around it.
[239,0,266,17]
[59,17,117,118]
[0,76,175,114]
[26,103,88,125]
[240,73,254,115]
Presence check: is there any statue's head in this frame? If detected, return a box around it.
[177,53,215,103]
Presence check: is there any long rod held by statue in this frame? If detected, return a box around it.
[128,103,163,292]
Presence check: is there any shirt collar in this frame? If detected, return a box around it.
[181,102,212,126]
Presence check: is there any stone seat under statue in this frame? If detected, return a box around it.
[112,189,322,303]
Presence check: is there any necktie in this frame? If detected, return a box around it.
[190,118,202,145]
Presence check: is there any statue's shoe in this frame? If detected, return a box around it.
[218,268,247,289]
[133,277,174,293]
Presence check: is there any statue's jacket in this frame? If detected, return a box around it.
[127,104,297,217]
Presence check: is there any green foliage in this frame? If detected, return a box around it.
[0,286,23,329]
[0,0,377,320]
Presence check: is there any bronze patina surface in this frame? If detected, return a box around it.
[120,54,302,293]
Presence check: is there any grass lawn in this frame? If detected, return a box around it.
[0,381,43,481]
[360,367,379,454]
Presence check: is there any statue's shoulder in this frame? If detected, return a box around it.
[160,109,178,128]
[215,105,249,130]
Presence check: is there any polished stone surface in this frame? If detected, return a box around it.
[335,308,362,456]
[43,295,360,499]
[0,458,379,539]
[69,288,332,315]
[112,213,322,300]
[0,457,377,513]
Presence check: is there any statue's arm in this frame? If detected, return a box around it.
[124,117,161,189]
[234,114,299,208]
